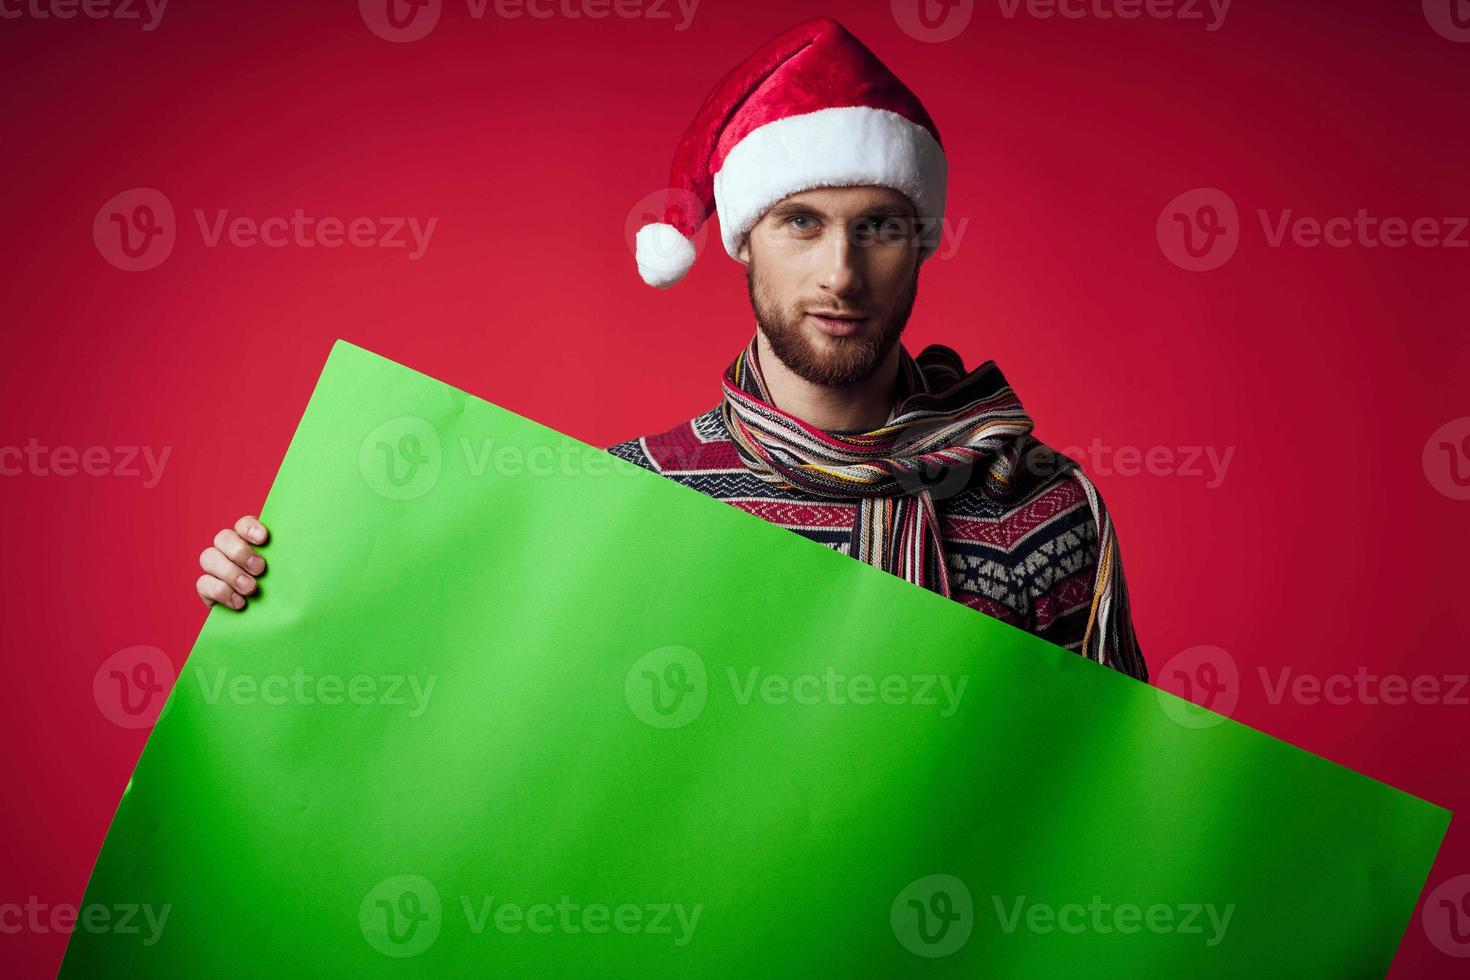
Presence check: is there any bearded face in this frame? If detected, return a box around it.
[739,186,923,389]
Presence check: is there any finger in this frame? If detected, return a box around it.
[235,515,269,546]
[200,546,257,596]
[213,528,265,577]
[196,573,245,610]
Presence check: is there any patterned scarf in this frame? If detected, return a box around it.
[719,333,1143,675]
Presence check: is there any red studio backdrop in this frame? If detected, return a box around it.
[1,0,1467,974]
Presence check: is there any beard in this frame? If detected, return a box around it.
[746,260,919,388]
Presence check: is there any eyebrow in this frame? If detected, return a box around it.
[767,200,915,221]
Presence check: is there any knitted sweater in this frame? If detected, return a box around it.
[608,405,1143,676]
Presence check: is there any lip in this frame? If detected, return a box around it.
[806,312,869,337]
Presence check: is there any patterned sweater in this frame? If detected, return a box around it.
[608,405,1130,663]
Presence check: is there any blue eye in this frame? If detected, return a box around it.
[788,215,816,230]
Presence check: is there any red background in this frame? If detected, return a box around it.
[2,0,1467,974]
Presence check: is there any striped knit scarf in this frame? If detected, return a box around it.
[719,333,1143,675]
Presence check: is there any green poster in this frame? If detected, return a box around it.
[63,340,1450,977]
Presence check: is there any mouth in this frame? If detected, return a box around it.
[806,311,870,337]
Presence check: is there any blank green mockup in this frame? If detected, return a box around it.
[62,340,1451,977]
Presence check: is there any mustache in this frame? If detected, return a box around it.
[801,303,874,317]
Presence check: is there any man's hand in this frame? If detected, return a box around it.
[196,515,268,610]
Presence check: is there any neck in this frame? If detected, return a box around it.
[754,330,902,432]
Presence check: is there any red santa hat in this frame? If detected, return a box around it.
[634,17,948,288]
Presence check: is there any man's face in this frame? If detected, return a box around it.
[738,185,922,388]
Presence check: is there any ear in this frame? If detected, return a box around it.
[736,233,752,266]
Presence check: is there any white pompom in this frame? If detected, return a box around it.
[635,222,696,288]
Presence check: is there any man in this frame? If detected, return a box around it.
[195,17,1146,680]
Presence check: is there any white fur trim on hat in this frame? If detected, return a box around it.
[712,106,947,263]
[635,222,697,288]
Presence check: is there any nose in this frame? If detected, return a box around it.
[819,229,865,298]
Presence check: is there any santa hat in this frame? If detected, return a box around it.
[634,17,947,288]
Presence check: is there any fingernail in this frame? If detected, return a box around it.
[236,575,254,594]
[246,556,264,574]
[231,594,244,609]
[250,526,265,543]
